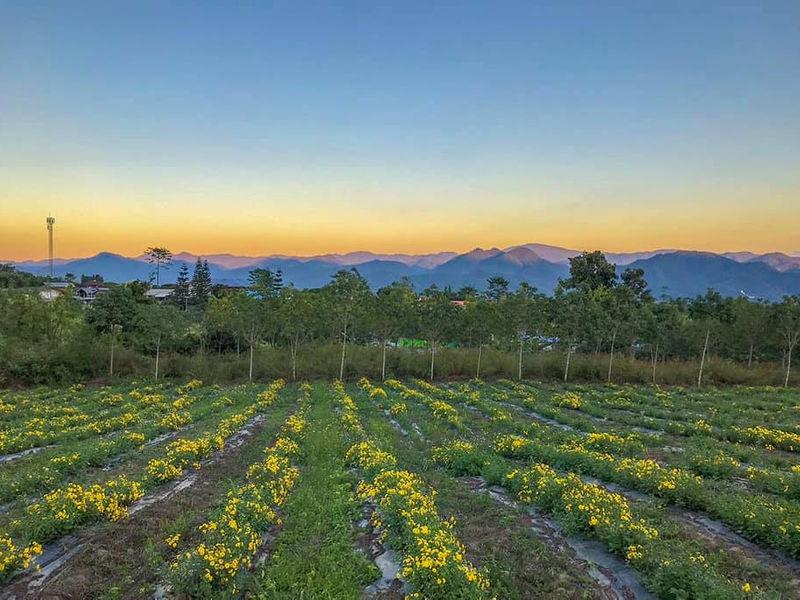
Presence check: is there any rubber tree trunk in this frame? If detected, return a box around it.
[786,346,793,388]
[429,340,436,382]
[476,344,483,380]
[109,335,115,377]
[652,342,659,385]
[748,342,754,368]
[381,340,388,381]
[697,327,710,386]
[290,335,298,381]
[248,323,255,382]
[248,343,254,382]
[563,347,572,382]
[154,334,161,380]
[607,327,617,383]
[339,320,348,381]
[518,339,523,381]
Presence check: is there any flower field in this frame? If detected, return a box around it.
[0,379,799,598]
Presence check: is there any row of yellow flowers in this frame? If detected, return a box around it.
[385,379,462,427]
[334,380,367,437]
[344,380,491,599]
[0,381,286,582]
[0,381,209,455]
[357,377,407,416]
[0,388,232,510]
[491,385,800,557]
[731,425,800,453]
[347,440,492,599]
[518,384,800,456]
[502,463,754,598]
[169,406,307,596]
[432,437,756,598]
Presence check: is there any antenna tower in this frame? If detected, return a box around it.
[46,216,55,278]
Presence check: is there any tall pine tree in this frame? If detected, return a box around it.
[190,258,212,307]
[172,263,191,310]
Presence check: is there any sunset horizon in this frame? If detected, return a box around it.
[3,2,799,262]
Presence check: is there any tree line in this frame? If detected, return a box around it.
[1,250,799,386]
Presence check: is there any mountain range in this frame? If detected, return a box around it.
[7,244,800,300]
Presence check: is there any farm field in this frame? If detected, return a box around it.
[0,380,799,598]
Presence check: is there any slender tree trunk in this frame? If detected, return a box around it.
[748,342,754,368]
[291,334,299,381]
[248,324,255,382]
[697,327,710,386]
[429,340,436,382]
[607,326,617,383]
[381,339,388,381]
[236,336,240,356]
[109,334,115,377]
[786,346,793,388]
[155,334,161,380]
[476,343,483,380]
[339,320,348,381]
[563,347,572,382]
[652,342,659,385]
[518,338,523,381]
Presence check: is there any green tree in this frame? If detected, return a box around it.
[505,283,546,380]
[640,301,683,384]
[418,290,459,381]
[563,251,617,291]
[620,267,652,302]
[190,259,212,308]
[774,296,800,387]
[604,284,639,382]
[0,264,45,288]
[372,280,417,380]
[485,276,510,302]
[550,286,601,382]
[462,296,495,379]
[172,264,191,311]
[144,247,172,286]
[248,268,284,299]
[732,298,770,367]
[325,269,372,380]
[689,289,735,385]
[87,285,149,376]
[223,292,269,382]
[277,286,316,381]
[136,303,183,379]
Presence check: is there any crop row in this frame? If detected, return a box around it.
[0,380,286,581]
[169,403,309,596]
[334,380,490,599]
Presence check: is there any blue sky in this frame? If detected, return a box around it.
[2,1,799,259]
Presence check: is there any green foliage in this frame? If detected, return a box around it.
[0,264,46,288]
[562,251,617,291]
[190,259,212,307]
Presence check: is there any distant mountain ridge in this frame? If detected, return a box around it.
[6,244,800,300]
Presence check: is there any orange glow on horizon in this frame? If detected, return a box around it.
[2,176,798,261]
[3,201,799,262]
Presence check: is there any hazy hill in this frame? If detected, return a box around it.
[625,251,800,299]
[7,244,800,299]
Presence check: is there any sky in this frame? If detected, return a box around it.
[1,1,799,261]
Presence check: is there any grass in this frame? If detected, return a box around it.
[252,384,377,598]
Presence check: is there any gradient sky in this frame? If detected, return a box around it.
[2,1,799,261]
